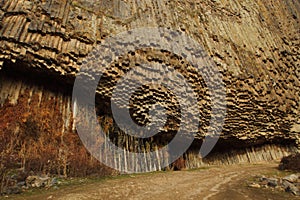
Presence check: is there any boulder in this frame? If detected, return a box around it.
[266,178,278,187]
[4,186,22,195]
[283,174,299,183]
[248,183,261,188]
[26,175,50,188]
[283,180,300,196]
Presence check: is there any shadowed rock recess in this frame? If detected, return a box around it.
[0,0,299,174]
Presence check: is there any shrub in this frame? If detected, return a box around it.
[279,153,300,172]
[171,157,186,171]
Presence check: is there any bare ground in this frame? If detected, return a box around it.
[4,163,299,200]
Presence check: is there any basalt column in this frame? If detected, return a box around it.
[0,0,299,174]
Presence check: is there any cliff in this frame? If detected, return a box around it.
[0,0,299,175]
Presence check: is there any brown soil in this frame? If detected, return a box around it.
[4,163,298,200]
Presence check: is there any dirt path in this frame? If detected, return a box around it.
[7,163,298,200]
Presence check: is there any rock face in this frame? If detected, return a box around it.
[0,0,299,174]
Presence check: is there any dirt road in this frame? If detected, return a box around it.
[8,163,298,200]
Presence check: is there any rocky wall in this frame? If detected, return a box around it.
[0,0,299,173]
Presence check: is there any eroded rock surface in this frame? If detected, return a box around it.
[0,0,299,173]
